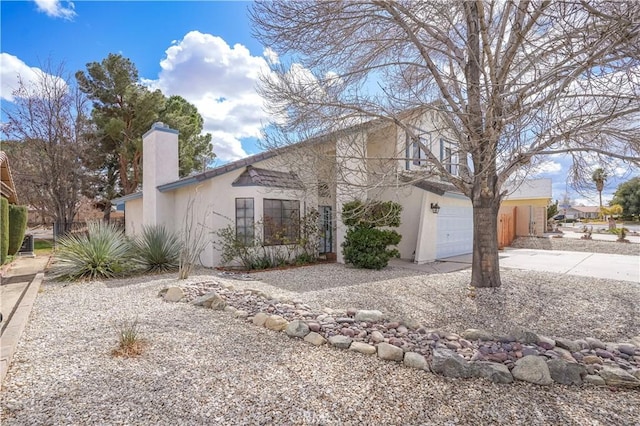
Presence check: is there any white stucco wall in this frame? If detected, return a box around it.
[124,198,143,236]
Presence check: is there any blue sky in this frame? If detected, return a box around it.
[0,0,635,206]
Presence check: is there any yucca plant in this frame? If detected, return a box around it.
[132,225,181,273]
[52,221,134,281]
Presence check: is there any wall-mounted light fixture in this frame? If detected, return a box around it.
[430,202,441,214]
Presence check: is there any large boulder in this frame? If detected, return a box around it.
[547,359,586,385]
[355,310,384,323]
[328,335,352,349]
[512,356,553,385]
[431,349,471,378]
[252,312,269,327]
[377,342,404,361]
[304,332,326,346]
[461,329,494,341]
[192,292,219,307]
[285,320,310,338]
[265,315,288,332]
[403,352,428,370]
[349,342,377,355]
[598,366,640,389]
[470,362,513,384]
[164,287,184,302]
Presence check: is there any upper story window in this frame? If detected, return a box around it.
[440,139,458,176]
[263,199,300,245]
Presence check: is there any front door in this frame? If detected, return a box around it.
[319,206,333,254]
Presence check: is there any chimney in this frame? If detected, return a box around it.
[142,122,179,227]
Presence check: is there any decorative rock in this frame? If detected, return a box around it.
[470,362,514,384]
[554,337,581,354]
[583,355,602,365]
[164,287,185,302]
[585,337,606,350]
[265,315,288,332]
[224,306,236,313]
[403,352,428,370]
[341,328,355,338]
[346,307,358,317]
[336,317,355,324]
[285,320,310,338]
[192,292,219,307]
[631,336,640,347]
[370,331,385,343]
[553,347,577,362]
[252,312,269,327]
[513,330,539,344]
[308,322,321,332]
[598,366,640,389]
[633,370,640,380]
[521,347,540,357]
[234,310,249,319]
[547,359,586,385]
[377,342,404,361]
[584,374,606,386]
[574,339,590,350]
[460,328,493,341]
[397,325,408,335]
[537,336,556,350]
[304,332,326,346]
[355,310,384,322]
[511,356,553,385]
[431,349,471,378]
[349,342,377,355]
[209,295,228,310]
[328,335,352,349]
[445,341,462,350]
[595,349,615,360]
[618,344,637,356]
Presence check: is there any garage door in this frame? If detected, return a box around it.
[436,206,473,259]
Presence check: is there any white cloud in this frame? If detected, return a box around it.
[263,47,279,65]
[0,53,68,101]
[144,31,275,161]
[532,160,563,175]
[33,0,76,20]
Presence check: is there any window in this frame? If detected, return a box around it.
[263,199,300,245]
[440,139,458,175]
[235,198,254,245]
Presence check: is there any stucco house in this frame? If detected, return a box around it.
[499,178,553,242]
[565,206,600,219]
[114,115,475,268]
[0,151,18,205]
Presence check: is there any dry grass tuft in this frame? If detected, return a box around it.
[111,317,147,358]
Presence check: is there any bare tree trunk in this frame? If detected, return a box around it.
[471,197,501,288]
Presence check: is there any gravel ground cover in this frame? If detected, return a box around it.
[1,239,639,425]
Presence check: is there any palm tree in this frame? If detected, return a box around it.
[592,168,608,219]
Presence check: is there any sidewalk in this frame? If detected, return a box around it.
[1,255,49,387]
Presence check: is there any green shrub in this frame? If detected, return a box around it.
[341,200,403,270]
[0,198,8,264]
[132,225,180,273]
[8,205,28,255]
[52,221,135,281]
[342,226,401,270]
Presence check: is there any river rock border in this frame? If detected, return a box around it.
[160,282,640,389]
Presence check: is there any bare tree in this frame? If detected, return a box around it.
[2,62,95,233]
[251,1,640,287]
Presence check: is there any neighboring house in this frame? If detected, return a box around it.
[498,179,552,247]
[566,206,600,219]
[114,115,474,268]
[0,151,18,205]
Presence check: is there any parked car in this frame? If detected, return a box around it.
[553,214,565,221]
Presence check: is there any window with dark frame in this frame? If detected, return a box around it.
[235,198,255,245]
[263,199,300,245]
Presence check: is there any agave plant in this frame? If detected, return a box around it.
[133,225,181,273]
[53,221,134,281]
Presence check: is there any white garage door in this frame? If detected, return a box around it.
[436,206,473,259]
